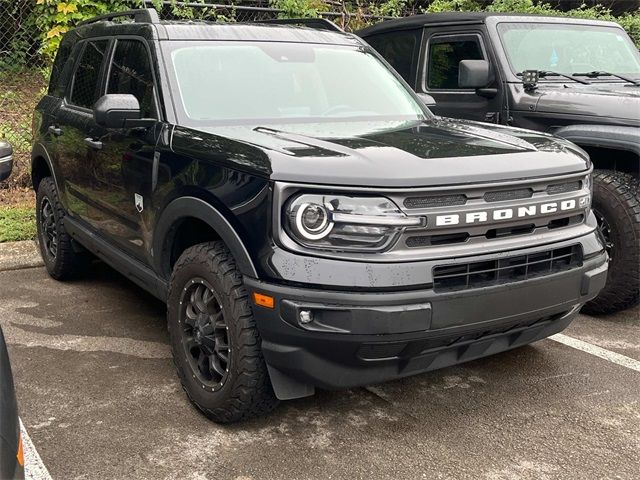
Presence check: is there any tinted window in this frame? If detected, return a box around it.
[69,40,108,108]
[107,39,157,118]
[366,30,419,84]
[427,38,483,90]
[48,39,73,96]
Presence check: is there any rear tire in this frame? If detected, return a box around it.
[167,241,278,423]
[582,170,640,315]
[36,177,86,280]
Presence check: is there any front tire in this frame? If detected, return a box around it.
[582,170,640,315]
[167,241,278,423]
[36,177,85,279]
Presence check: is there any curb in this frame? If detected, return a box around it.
[0,240,44,272]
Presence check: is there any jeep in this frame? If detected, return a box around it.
[31,9,607,423]
[358,13,640,314]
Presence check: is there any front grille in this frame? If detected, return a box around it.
[404,194,466,209]
[484,188,533,202]
[433,245,582,292]
[546,181,581,195]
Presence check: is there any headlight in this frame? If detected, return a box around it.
[285,194,421,252]
[584,174,592,195]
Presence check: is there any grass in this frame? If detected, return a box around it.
[0,206,36,242]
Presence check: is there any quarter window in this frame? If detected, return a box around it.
[107,39,157,118]
[69,40,109,108]
[427,37,484,90]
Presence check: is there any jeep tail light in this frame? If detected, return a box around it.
[284,194,421,252]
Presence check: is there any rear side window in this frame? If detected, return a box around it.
[427,37,484,90]
[69,40,109,109]
[107,39,157,118]
[366,30,420,84]
[48,39,74,97]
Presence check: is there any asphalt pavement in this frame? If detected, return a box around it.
[0,258,638,480]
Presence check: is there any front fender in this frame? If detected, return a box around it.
[152,196,258,279]
[553,125,640,155]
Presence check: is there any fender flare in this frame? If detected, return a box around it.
[553,125,640,155]
[31,142,62,191]
[152,196,258,279]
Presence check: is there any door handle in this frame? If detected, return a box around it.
[48,125,63,136]
[84,137,103,150]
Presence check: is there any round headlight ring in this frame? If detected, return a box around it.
[294,202,334,240]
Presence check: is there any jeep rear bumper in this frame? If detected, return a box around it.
[245,246,607,400]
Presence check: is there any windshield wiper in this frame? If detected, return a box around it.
[573,71,640,86]
[517,70,590,85]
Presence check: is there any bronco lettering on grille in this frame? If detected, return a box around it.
[435,197,589,227]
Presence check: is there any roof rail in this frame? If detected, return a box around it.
[260,18,343,32]
[78,8,160,27]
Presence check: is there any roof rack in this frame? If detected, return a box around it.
[78,8,160,27]
[260,18,343,32]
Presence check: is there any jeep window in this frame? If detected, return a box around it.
[427,37,484,90]
[365,30,420,84]
[497,23,640,78]
[107,39,157,118]
[69,40,109,109]
[164,42,427,125]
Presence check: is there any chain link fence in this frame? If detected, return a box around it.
[0,0,393,190]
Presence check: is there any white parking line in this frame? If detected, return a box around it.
[550,333,640,373]
[19,419,52,480]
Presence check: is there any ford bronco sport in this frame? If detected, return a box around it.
[359,13,640,314]
[32,9,607,423]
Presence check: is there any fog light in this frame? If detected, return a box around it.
[299,310,313,324]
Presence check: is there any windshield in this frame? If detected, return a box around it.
[497,22,640,78]
[164,41,428,126]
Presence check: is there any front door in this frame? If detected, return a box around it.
[83,37,161,262]
[419,31,503,123]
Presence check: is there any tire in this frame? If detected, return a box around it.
[35,177,86,280]
[582,170,640,315]
[167,241,279,423]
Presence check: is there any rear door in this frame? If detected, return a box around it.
[54,38,111,222]
[418,29,503,123]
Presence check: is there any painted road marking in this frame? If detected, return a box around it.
[19,419,52,480]
[550,333,640,373]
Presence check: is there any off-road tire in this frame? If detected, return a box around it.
[36,177,86,280]
[167,241,279,423]
[582,170,640,315]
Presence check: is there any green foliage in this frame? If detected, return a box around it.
[270,0,327,18]
[369,0,408,18]
[423,0,482,13]
[0,206,36,243]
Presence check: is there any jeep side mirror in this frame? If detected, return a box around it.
[417,93,436,107]
[458,59,491,89]
[0,140,13,182]
[93,94,154,129]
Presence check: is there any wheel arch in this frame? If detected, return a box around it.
[153,196,258,280]
[31,143,58,191]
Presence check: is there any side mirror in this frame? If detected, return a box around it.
[458,59,491,89]
[93,94,150,129]
[0,140,13,182]
[417,93,436,107]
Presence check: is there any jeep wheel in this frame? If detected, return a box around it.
[582,170,640,315]
[167,241,278,423]
[36,177,86,279]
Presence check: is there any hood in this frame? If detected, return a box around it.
[533,82,640,124]
[171,118,589,188]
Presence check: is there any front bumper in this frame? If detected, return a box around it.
[246,241,608,400]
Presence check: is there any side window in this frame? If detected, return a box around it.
[48,39,73,97]
[366,30,420,84]
[427,37,484,90]
[69,40,109,108]
[107,39,157,118]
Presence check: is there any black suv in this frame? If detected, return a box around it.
[359,13,640,314]
[32,9,607,423]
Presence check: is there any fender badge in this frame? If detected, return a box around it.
[135,193,144,213]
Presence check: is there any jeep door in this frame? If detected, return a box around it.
[418,28,503,123]
[84,37,160,262]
